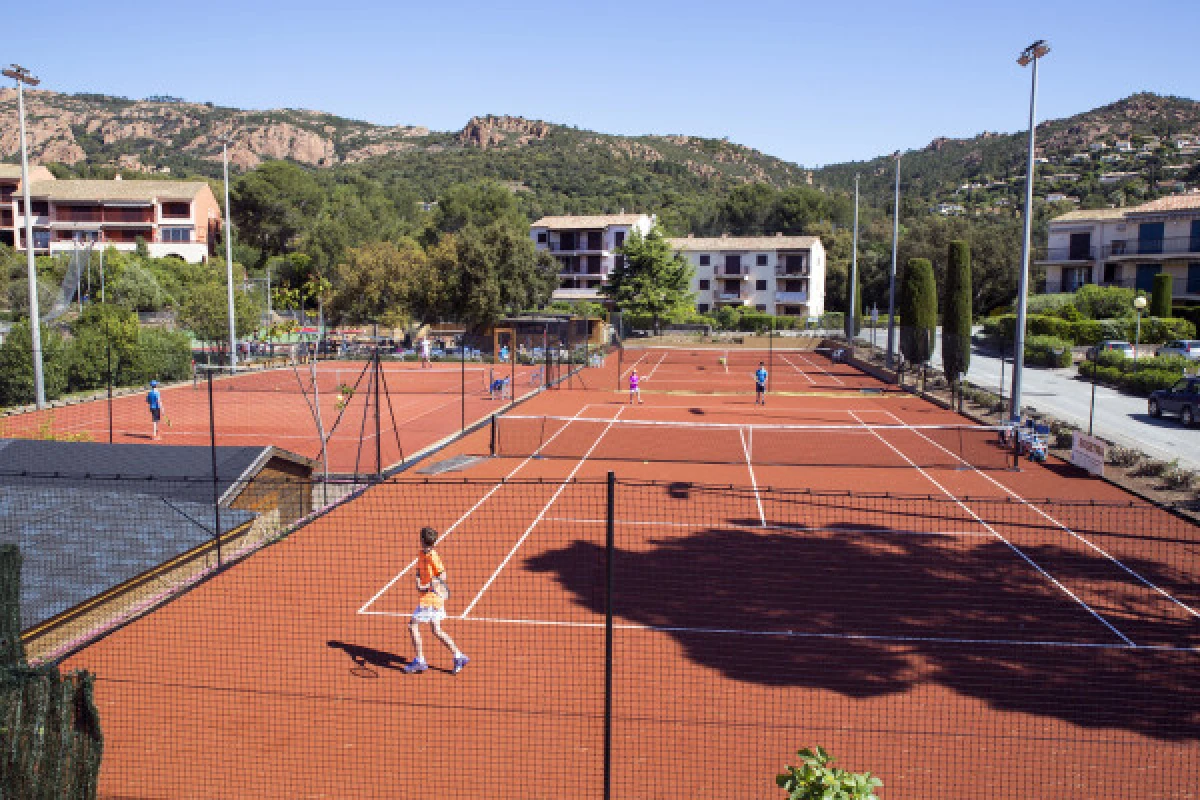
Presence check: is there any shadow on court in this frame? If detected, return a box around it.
[524,524,1200,741]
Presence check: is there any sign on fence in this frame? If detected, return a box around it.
[1071,432,1106,476]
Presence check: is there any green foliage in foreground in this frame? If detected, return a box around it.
[1150,274,1173,319]
[941,239,972,381]
[777,747,882,800]
[1078,350,1196,395]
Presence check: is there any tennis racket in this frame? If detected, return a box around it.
[431,576,450,601]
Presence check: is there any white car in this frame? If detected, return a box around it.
[1155,340,1200,361]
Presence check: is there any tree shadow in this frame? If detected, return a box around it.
[525,515,1200,741]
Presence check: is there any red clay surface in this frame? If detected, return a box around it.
[1,360,544,473]
[60,349,1200,799]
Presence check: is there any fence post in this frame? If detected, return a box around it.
[0,543,23,667]
[207,371,223,568]
[374,345,382,479]
[106,328,113,444]
[604,470,615,800]
[489,414,497,456]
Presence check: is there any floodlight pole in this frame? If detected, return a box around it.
[886,152,901,368]
[222,140,238,369]
[6,64,45,408]
[847,173,859,342]
[1010,40,1049,423]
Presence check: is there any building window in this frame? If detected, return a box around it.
[755,304,767,312]
[724,254,742,274]
[560,232,576,250]
[536,232,547,243]
[614,231,625,247]
[1189,263,1200,294]
[756,254,768,266]
[755,280,767,290]
[699,279,710,290]
[161,228,192,243]
[698,254,710,266]
[698,303,710,313]
[32,230,50,249]
[161,201,191,218]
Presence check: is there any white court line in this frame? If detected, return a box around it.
[877,408,1200,621]
[740,427,766,527]
[848,410,1135,646]
[777,353,816,384]
[540,516,991,537]
[793,351,845,385]
[355,612,1198,653]
[460,406,626,618]
[723,351,729,374]
[619,350,650,379]
[356,404,595,615]
[645,350,669,380]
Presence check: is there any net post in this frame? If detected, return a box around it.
[604,470,615,800]
[490,414,497,456]
[207,371,223,568]
[461,333,467,433]
[510,329,516,406]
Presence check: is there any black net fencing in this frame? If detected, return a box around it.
[10,471,1200,799]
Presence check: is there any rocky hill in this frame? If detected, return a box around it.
[0,91,808,189]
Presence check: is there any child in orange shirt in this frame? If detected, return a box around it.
[404,526,469,674]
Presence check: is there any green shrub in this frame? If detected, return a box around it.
[0,321,69,407]
[1024,335,1073,368]
[1135,459,1170,478]
[1107,446,1142,468]
[1162,463,1196,491]
[1138,317,1197,345]
[1172,305,1200,331]
[1074,284,1136,319]
[1123,368,1181,395]
[776,747,882,800]
[1067,318,1103,345]
[1026,293,1075,315]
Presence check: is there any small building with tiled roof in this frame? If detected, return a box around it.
[530,213,656,303]
[1,168,221,263]
[1038,193,1200,299]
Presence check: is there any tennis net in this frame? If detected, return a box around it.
[194,363,490,395]
[491,415,1018,470]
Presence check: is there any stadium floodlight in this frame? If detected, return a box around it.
[886,151,901,369]
[1009,40,1050,423]
[5,64,45,408]
[220,137,237,368]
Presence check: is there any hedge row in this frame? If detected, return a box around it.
[982,314,1196,346]
[1076,351,1197,395]
[1024,335,1073,368]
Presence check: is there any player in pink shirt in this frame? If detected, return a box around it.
[628,368,643,404]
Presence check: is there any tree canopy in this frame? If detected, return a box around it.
[601,227,695,330]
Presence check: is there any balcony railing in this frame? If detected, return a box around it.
[1037,246,1096,262]
[774,265,810,276]
[1102,237,1200,258]
[715,290,748,302]
[774,291,809,303]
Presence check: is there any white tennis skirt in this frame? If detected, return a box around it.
[412,604,446,624]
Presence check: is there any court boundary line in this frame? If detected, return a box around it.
[460,405,627,618]
[876,408,1200,621]
[357,404,596,615]
[777,353,816,385]
[792,351,846,385]
[848,410,1135,647]
[356,611,1199,654]
[739,427,766,526]
[539,516,993,537]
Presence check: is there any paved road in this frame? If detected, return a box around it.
[920,328,1200,472]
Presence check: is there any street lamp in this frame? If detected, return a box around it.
[1009,39,1051,423]
[886,151,901,369]
[1133,294,1147,367]
[220,137,238,369]
[4,64,45,409]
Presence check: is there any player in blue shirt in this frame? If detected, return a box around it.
[147,380,163,439]
[754,362,768,406]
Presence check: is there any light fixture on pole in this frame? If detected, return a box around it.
[847,173,859,342]
[886,151,901,369]
[1133,294,1147,368]
[1009,39,1050,423]
[220,137,238,369]
[4,64,46,409]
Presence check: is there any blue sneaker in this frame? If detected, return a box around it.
[403,658,428,674]
[453,655,470,674]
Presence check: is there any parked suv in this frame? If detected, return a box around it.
[1148,376,1200,427]
[1084,340,1135,360]
[1155,340,1200,361]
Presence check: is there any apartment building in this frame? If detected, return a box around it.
[1037,194,1200,300]
[668,233,826,319]
[530,213,655,302]
[0,166,221,263]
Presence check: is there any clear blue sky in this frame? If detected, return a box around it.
[8,0,1197,167]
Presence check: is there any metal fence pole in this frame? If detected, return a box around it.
[374,345,382,479]
[106,326,113,444]
[207,371,223,568]
[461,334,467,432]
[604,470,615,800]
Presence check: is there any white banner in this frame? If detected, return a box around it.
[1071,432,1106,476]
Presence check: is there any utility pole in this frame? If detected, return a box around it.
[886,151,901,368]
[1010,40,1050,422]
[847,173,859,343]
[5,64,45,408]
[221,138,238,369]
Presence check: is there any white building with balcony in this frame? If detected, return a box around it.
[667,233,826,319]
[1036,194,1200,300]
[530,213,655,302]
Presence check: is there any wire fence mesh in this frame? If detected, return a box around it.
[7,472,1198,799]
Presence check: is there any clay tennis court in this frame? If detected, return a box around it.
[1,359,546,473]
[58,348,1200,798]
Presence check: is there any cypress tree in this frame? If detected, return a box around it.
[1149,273,1172,318]
[942,240,973,386]
[899,258,937,365]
